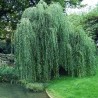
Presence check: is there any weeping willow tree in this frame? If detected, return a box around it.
[15,0,97,82]
[15,18,36,82]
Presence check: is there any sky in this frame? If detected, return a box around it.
[66,0,98,14]
[81,0,98,6]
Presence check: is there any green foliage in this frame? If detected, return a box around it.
[68,14,83,28]
[26,83,45,92]
[0,0,35,30]
[44,0,64,6]
[19,79,28,85]
[68,7,98,41]
[19,79,45,92]
[82,7,98,41]
[15,1,97,82]
[0,65,18,82]
[15,18,36,82]
[0,0,36,53]
[68,27,96,76]
[69,0,83,6]
[0,0,82,51]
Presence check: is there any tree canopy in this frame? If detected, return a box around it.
[15,1,96,82]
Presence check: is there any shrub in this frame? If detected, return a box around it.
[19,79,45,92]
[26,83,45,92]
[0,65,18,83]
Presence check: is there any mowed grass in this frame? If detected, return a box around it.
[47,57,98,98]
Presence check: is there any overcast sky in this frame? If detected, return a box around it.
[67,0,98,14]
[82,0,98,6]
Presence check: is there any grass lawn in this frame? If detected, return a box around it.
[47,57,98,98]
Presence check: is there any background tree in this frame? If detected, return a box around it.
[68,6,98,42]
[83,7,98,41]
[0,0,35,35]
[0,0,36,53]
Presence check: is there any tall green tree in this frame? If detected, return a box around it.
[15,1,96,82]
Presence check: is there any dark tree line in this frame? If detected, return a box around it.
[0,0,36,54]
[0,0,36,30]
